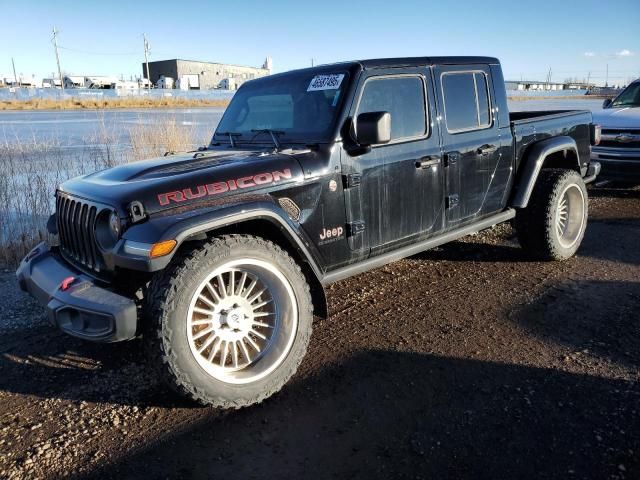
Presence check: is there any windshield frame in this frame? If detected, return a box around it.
[610,81,640,108]
[211,68,354,147]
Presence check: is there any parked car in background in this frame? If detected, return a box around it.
[592,80,640,183]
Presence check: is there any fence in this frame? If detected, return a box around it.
[0,87,236,101]
[504,89,589,97]
[2,86,597,101]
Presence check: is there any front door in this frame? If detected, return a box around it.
[341,69,444,251]
[434,65,502,225]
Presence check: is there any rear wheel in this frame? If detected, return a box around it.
[144,235,313,408]
[515,169,588,260]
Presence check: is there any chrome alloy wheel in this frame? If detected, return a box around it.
[555,184,586,249]
[187,258,298,385]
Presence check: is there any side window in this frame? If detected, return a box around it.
[442,72,491,132]
[357,76,427,141]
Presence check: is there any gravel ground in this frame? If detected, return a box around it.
[0,184,638,480]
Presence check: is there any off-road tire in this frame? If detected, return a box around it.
[515,168,588,261]
[143,235,313,408]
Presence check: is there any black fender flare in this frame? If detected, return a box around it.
[130,199,329,318]
[511,136,580,208]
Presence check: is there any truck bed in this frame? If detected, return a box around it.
[510,109,593,172]
[509,110,587,124]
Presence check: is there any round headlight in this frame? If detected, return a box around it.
[109,211,121,238]
[96,210,121,251]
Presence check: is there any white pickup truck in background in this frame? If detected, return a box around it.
[591,79,640,183]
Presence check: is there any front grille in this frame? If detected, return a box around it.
[600,129,640,149]
[56,194,106,273]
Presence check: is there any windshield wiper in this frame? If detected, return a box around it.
[251,129,284,151]
[217,131,242,148]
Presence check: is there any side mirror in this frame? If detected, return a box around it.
[356,111,391,146]
[602,98,612,109]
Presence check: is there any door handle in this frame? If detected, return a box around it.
[415,156,441,169]
[477,144,498,155]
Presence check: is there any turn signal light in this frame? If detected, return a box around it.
[150,240,177,258]
[591,124,602,146]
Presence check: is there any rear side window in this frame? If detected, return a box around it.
[357,76,427,141]
[442,72,491,132]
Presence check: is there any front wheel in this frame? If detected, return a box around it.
[144,235,313,408]
[515,169,588,261]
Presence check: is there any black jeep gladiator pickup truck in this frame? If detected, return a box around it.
[17,57,601,407]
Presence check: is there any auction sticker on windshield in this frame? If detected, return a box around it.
[307,74,345,91]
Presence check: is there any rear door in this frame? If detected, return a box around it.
[434,65,501,225]
[341,68,444,251]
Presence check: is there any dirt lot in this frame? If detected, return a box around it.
[0,185,638,480]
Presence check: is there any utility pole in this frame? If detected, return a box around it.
[52,27,64,90]
[311,58,314,67]
[143,33,151,90]
[605,63,609,87]
[11,57,18,87]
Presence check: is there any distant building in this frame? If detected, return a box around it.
[11,75,41,88]
[143,57,272,90]
[156,76,174,89]
[112,80,139,90]
[85,76,119,89]
[137,78,152,89]
[506,79,601,92]
[64,76,85,89]
[42,78,62,88]
[505,80,566,91]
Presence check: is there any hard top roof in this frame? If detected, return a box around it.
[356,56,500,68]
[247,56,501,83]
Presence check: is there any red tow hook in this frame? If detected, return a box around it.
[60,276,76,291]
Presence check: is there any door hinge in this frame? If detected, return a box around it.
[342,173,362,189]
[446,194,459,209]
[444,152,459,167]
[347,221,366,236]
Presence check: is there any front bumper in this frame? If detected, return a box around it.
[591,147,640,181]
[583,161,601,184]
[16,243,137,342]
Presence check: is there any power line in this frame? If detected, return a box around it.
[57,45,138,56]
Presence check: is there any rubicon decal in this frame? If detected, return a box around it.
[158,169,293,206]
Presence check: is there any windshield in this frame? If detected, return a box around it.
[611,81,640,108]
[213,71,349,145]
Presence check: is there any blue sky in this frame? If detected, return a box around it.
[1,0,638,85]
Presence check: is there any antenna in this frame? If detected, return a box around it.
[143,33,151,90]
[52,27,64,90]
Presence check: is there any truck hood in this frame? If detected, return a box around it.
[592,107,640,129]
[59,148,307,216]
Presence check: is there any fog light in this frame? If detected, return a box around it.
[150,240,177,258]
